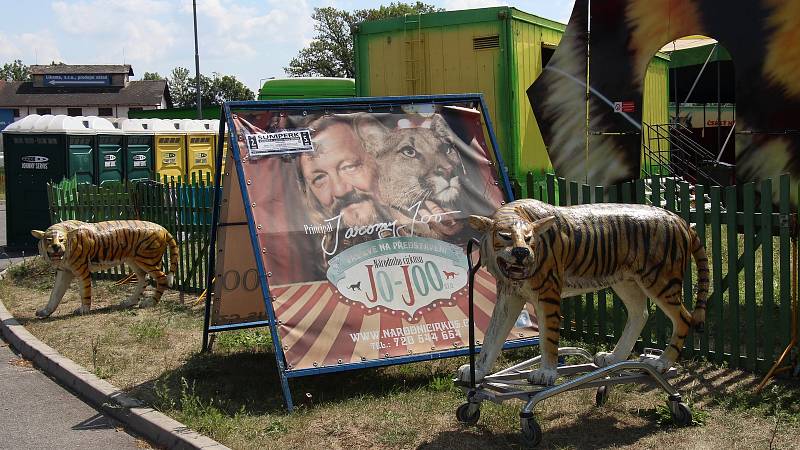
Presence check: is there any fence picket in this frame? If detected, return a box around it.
[760,179,774,372]
[595,185,607,343]
[564,181,580,337]
[725,185,740,368]
[695,183,708,358]
[711,187,724,361]
[779,176,791,363]
[679,181,694,353]
[743,183,757,371]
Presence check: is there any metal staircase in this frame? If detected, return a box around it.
[641,122,733,187]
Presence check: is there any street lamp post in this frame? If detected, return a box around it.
[193,0,202,119]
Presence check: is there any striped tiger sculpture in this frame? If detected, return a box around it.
[458,199,710,386]
[31,220,179,318]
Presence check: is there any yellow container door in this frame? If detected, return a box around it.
[187,133,215,182]
[155,134,185,179]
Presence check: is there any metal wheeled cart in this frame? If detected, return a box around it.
[455,239,693,447]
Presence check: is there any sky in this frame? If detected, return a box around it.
[0,0,575,94]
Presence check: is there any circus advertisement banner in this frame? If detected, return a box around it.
[213,100,539,372]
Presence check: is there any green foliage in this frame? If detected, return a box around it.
[426,375,456,392]
[142,71,164,80]
[285,2,442,77]
[167,67,255,108]
[648,402,708,427]
[130,319,167,343]
[0,59,30,81]
[215,329,273,353]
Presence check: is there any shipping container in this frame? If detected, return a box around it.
[354,6,669,185]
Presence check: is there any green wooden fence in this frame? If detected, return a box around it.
[524,172,799,373]
[46,168,799,373]
[47,174,214,293]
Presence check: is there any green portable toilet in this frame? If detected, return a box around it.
[2,115,67,249]
[40,115,95,184]
[121,118,155,182]
[86,116,124,185]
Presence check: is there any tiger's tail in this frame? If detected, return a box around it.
[166,231,179,288]
[689,226,710,333]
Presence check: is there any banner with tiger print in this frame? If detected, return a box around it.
[212,99,539,372]
[529,0,800,195]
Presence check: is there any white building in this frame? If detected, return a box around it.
[0,64,171,120]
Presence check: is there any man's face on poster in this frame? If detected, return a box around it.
[300,122,381,226]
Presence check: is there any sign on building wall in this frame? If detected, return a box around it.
[43,74,111,86]
[205,95,538,410]
[0,108,13,131]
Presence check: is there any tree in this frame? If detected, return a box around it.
[167,67,254,108]
[142,72,164,80]
[0,59,30,82]
[285,2,442,78]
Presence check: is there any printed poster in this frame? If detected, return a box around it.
[212,101,539,371]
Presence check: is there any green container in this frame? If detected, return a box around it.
[127,106,220,120]
[258,77,355,100]
[121,119,155,182]
[86,116,124,185]
[2,115,72,248]
[353,6,670,185]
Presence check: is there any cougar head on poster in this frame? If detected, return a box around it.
[354,113,466,238]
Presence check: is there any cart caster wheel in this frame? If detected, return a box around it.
[520,416,543,447]
[595,386,609,407]
[456,402,480,426]
[670,402,693,427]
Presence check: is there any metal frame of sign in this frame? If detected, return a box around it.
[202,94,535,411]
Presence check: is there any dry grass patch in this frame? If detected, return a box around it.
[1,258,799,449]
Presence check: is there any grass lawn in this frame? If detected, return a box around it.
[2,258,800,449]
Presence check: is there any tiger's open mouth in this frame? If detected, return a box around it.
[497,258,530,280]
[48,251,64,261]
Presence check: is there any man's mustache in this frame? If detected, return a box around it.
[330,190,374,215]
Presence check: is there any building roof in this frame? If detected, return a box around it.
[0,80,170,107]
[29,64,134,76]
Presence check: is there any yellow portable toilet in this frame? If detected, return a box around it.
[180,119,215,182]
[149,119,185,179]
[207,119,228,177]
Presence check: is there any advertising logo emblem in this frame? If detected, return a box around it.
[21,155,49,169]
[327,237,468,321]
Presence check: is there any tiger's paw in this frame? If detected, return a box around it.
[139,297,156,308]
[35,308,53,318]
[643,356,672,373]
[527,367,558,386]
[73,305,91,315]
[457,363,486,384]
[119,297,140,308]
[593,351,620,367]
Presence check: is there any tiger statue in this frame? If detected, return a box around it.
[31,220,179,318]
[458,198,710,386]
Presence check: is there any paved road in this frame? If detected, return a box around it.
[0,203,148,449]
[0,336,146,450]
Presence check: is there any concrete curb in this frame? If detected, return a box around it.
[0,271,230,450]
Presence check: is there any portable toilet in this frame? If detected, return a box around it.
[1,114,94,248]
[207,119,228,176]
[121,119,155,182]
[180,119,215,182]
[2,115,56,248]
[48,115,96,184]
[150,119,185,179]
[85,116,124,185]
